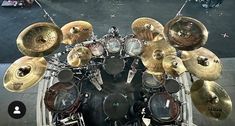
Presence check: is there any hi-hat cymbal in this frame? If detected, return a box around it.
[164,16,208,50]
[183,47,222,81]
[190,80,232,120]
[162,55,186,77]
[132,17,164,41]
[67,46,92,67]
[61,21,93,45]
[17,22,63,57]
[141,38,176,75]
[3,56,47,92]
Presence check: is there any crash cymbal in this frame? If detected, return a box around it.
[132,17,164,41]
[162,55,186,77]
[141,38,176,75]
[3,56,47,92]
[183,47,222,81]
[17,22,63,57]
[61,21,93,45]
[67,46,92,67]
[191,80,232,120]
[164,16,208,50]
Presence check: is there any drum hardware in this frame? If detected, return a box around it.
[108,26,120,37]
[59,113,86,126]
[126,59,139,84]
[88,73,103,91]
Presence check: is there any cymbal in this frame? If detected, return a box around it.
[61,21,93,45]
[3,56,47,92]
[190,80,232,120]
[164,16,208,50]
[183,47,222,81]
[17,22,63,57]
[162,55,187,77]
[67,46,92,67]
[132,17,164,41]
[141,39,176,75]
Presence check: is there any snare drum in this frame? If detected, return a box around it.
[103,57,125,75]
[88,42,104,57]
[124,37,143,56]
[44,82,80,113]
[148,92,180,123]
[142,71,164,89]
[105,38,122,53]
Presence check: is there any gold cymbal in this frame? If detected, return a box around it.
[132,17,164,41]
[162,55,186,77]
[164,16,208,50]
[141,38,176,75]
[183,47,222,81]
[17,22,63,57]
[190,80,232,120]
[3,56,47,92]
[67,46,92,67]
[61,21,93,45]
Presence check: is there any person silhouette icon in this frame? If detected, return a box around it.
[13,106,21,114]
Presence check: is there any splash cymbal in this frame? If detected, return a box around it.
[190,80,232,120]
[67,46,92,67]
[61,21,93,45]
[132,17,164,41]
[162,55,186,77]
[141,39,176,75]
[164,16,208,50]
[17,22,63,57]
[183,47,222,81]
[3,56,47,92]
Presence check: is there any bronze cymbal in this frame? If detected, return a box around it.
[61,21,93,45]
[162,55,186,77]
[3,56,47,92]
[17,22,63,57]
[132,17,164,41]
[190,80,232,120]
[67,46,92,67]
[141,38,176,75]
[164,16,208,50]
[183,47,222,81]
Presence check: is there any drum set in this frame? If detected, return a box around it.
[2,15,232,126]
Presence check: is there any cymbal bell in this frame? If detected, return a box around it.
[67,46,92,67]
[141,38,176,75]
[61,21,93,45]
[3,56,47,92]
[183,47,222,81]
[17,22,63,57]
[132,17,164,41]
[190,80,232,120]
[164,16,208,50]
[162,55,186,77]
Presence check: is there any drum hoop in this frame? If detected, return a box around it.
[124,37,143,56]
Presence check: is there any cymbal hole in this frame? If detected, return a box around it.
[36,36,47,43]
[17,66,31,77]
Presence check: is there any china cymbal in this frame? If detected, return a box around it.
[164,16,208,50]
[67,46,92,67]
[183,47,222,81]
[141,38,176,75]
[17,22,63,57]
[162,55,187,77]
[61,21,93,45]
[132,17,164,41]
[3,56,47,92]
[190,80,232,120]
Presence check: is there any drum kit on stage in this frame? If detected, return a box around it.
[2,15,232,125]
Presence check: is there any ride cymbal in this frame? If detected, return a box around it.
[183,47,222,81]
[67,46,92,67]
[141,38,176,75]
[132,17,164,41]
[3,56,47,92]
[17,22,63,57]
[190,80,232,120]
[164,16,208,50]
[61,21,93,45]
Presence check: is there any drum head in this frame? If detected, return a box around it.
[105,38,121,53]
[142,71,163,89]
[103,57,125,75]
[164,79,181,94]
[148,93,180,122]
[88,42,104,56]
[44,82,79,113]
[124,38,143,56]
[103,93,129,120]
[57,69,74,82]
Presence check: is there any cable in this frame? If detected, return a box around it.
[175,0,189,17]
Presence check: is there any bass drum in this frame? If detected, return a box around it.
[124,36,143,57]
[44,82,80,113]
[148,92,181,123]
[88,42,104,57]
[103,57,125,75]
